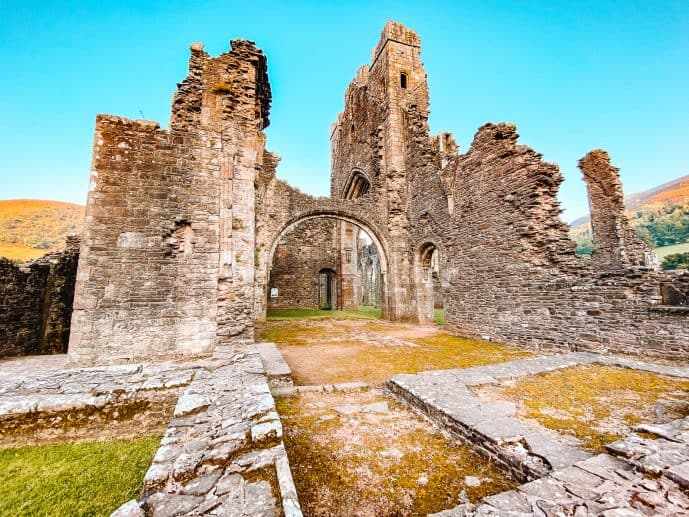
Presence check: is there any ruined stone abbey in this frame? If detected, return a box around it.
[2,21,688,362]
[31,19,678,367]
[3,20,689,516]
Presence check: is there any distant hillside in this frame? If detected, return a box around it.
[624,174,689,210]
[0,199,84,261]
[569,174,689,260]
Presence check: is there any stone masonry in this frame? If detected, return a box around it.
[58,21,685,364]
[0,236,79,357]
[68,41,271,365]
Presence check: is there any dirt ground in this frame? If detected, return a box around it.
[261,318,531,385]
[276,389,515,517]
[473,364,689,452]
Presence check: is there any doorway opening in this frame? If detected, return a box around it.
[318,268,337,310]
[266,216,386,317]
[417,242,444,325]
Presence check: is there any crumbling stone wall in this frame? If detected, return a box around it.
[580,149,651,270]
[428,123,689,359]
[0,236,79,357]
[357,243,381,306]
[69,40,271,365]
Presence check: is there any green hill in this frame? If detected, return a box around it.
[0,199,84,262]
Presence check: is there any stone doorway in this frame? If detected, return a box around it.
[416,242,444,324]
[318,268,337,310]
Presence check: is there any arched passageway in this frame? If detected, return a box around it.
[258,212,390,322]
[415,242,444,324]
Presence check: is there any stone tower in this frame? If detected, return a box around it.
[330,21,431,321]
[68,40,271,365]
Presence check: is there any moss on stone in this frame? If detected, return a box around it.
[491,365,689,452]
[276,390,515,515]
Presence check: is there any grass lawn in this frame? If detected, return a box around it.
[654,242,689,260]
[0,436,160,516]
[267,306,381,320]
[434,308,445,325]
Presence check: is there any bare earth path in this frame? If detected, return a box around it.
[261,317,531,386]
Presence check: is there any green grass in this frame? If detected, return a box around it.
[0,436,160,516]
[655,242,689,260]
[267,306,381,320]
[434,308,445,325]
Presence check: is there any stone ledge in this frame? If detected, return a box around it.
[649,305,689,314]
[120,346,303,516]
[396,355,689,516]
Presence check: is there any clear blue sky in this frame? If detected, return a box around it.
[1,0,687,220]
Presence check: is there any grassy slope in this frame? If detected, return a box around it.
[655,242,689,260]
[0,436,159,516]
[0,199,84,261]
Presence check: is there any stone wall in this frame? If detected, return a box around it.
[329,20,430,322]
[268,219,340,309]
[0,236,79,357]
[68,40,271,365]
[429,123,689,359]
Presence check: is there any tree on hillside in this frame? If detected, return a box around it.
[660,253,689,271]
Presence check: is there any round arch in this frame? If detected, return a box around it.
[262,210,390,321]
[268,211,390,277]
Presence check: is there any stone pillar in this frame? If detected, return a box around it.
[579,149,650,270]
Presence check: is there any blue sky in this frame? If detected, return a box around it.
[0,1,687,221]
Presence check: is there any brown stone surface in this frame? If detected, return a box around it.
[68,40,271,365]
[60,19,689,367]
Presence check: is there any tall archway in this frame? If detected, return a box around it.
[258,211,390,323]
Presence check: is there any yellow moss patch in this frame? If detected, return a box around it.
[261,319,531,385]
[482,365,689,452]
[276,390,515,516]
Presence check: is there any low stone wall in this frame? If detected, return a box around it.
[0,360,196,447]
[433,417,689,516]
[118,345,302,516]
[388,353,689,484]
[0,236,79,357]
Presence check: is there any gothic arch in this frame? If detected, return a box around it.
[260,208,390,322]
[341,169,372,200]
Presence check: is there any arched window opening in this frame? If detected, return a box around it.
[400,72,408,89]
[343,171,371,200]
